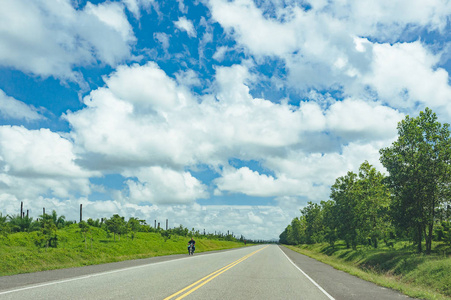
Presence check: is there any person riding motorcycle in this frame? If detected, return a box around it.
[188,237,195,254]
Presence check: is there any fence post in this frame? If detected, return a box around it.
[20,202,23,219]
[166,219,168,230]
[80,204,83,222]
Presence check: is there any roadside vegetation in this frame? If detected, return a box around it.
[0,212,253,276]
[280,108,451,299]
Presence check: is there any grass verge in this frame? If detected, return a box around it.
[285,242,451,300]
[0,224,248,276]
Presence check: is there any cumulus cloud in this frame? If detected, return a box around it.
[123,166,209,204]
[174,17,197,38]
[0,0,135,82]
[123,0,154,19]
[208,0,451,116]
[0,90,43,121]
[0,126,96,198]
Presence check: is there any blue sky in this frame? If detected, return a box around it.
[0,0,450,240]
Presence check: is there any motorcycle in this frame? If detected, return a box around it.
[188,243,195,255]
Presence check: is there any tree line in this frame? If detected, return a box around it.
[0,211,250,248]
[279,108,451,253]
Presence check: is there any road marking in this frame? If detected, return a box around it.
[279,246,335,300]
[0,247,257,296]
[164,246,268,300]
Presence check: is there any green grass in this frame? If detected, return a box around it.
[0,225,248,276]
[285,242,451,300]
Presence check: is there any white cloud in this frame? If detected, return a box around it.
[364,41,451,113]
[214,167,304,197]
[123,0,154,19]
[208,0,451,116]
[123,167,208,204]
[154,32,170,50]
[0,0,135,82]
[212,46,229,61]
[326,98,404,142]
[0,126,96,198]
[174,17,197,38]
[0,90,43,121]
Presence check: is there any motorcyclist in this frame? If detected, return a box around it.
[188,237,195,254]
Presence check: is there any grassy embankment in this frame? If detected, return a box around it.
[0,224,247,276]
[286,241,451,300]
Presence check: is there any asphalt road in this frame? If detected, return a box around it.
[0,245,415,299]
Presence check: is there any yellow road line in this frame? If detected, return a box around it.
[164,246,268,300]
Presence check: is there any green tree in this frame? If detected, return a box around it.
[330,171,359,249]
[380,108,451,253]
[320,200,338,247]
[36,213,58,248]
[8,214,36,232]
[300,202,324,244]
[105,214,127,241]
[78,221,90,249]
[279,224,293,245]
[355,161,391,248]
[50,210,66,229]
[0,213,10,237]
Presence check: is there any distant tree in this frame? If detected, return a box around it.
[105,214,127,241]
[320,200,338,247]
[380,108,451,253]
[290,217,305,245]
[355,161,391,248]
[78,221,90,248]
[300,202,324,244]
[127,217,142,240]
[330,171,359,249]
[8,214,36,232]
[50,210,66,229]
[0,213,9,237]
[36,213,58,248]
[279,224,292,245]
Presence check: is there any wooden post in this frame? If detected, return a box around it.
[26,210,29,218]
[154,220,156,229]
[43,207,45,216]
[80,204,83,222]
[157,222,160,229]
[166,219,168,230]
[20,202,23,219]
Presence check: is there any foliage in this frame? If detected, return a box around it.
[104,214,127,242]
[380,108,451,253]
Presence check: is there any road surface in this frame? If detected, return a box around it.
[0,245,414,299]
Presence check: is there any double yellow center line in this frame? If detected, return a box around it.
[164,246,268,300]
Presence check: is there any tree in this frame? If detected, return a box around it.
[36,213,58,248]
[78,221,90,249]
[320,200,338,247]
[50,210,66,229]
[300,202,324,244]
[355,161,391,248]
[330,162,391,249]
[330,171,359,249]
[8,214,38,232]
[0,213,9,237]
[105,214,127,241]
[380,108,451,253]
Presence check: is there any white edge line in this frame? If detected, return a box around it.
[278,246,335,300]
[0,246,260,296]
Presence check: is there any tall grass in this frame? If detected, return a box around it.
[286,241,451,300]
[0,224,247,276]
